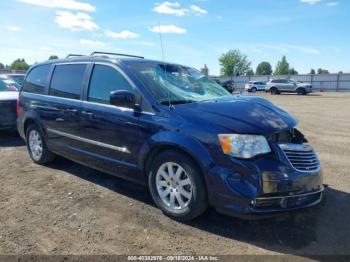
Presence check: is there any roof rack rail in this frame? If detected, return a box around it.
[66,54,85,58]
[91,52,144,59]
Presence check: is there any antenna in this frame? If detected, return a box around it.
[158,22,172,108]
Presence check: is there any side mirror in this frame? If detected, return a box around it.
[110,90,136,109]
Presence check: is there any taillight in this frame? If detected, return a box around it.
[16,100,20,117]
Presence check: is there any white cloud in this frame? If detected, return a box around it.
[16,0,95,12]
[150,25,187,34]
[6,26,22,32]
[38,46,54,51]
[138,41,156,46]
[256,44,320,54]
[54,11,99,31]
[300,0,321,5]
[105,30,140,39]
[153,2,188,16]
[190,5,208,15]
[288,45,320,54]
[326,2,339,6]
[152,2,207,16]
[79,39,108,47]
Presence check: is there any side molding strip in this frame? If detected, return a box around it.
[47,128,131,154]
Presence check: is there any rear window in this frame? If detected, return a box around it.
[49,64,86,100]
[23,64,51,94]
[271,79,286,83]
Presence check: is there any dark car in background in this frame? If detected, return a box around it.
[0,76,19,130]
[17,53,323,221]
[212,79,235,93]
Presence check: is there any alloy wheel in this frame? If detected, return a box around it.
[156,162,193,210]
[28,130,43,161]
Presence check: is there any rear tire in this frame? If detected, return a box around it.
[26,124,55,164]
[148,150,208,221]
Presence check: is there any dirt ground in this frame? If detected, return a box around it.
[0,92,349,257]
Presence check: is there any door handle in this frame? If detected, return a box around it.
[66,108,78,113]
[82,110,94,116]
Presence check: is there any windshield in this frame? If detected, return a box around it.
[0,77,20,91]
[125,61,230,104]
[10,75,25,86]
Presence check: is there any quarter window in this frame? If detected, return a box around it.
[88,64,134,104]
[50,64,86,100]
[23,64,51,94]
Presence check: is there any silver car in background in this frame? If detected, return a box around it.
[266,79,312,95]
[245,81,266,93]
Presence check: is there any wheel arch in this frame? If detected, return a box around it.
[23,113,47,138]
[139,132,214,185]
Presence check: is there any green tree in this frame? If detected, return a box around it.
[310,69,316,75]
[49,55,59,60]
[274,56,290,75]
[200,64,209,76]
[317,68,329,74]
[256,62,272,75]
[10,58,30,70]
[246,69,254,76]
[288,68,298,75]
[0,63,5,70]
[219,49,251,76]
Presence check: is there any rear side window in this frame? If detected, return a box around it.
[88,64,134,104]
[50,64,86,100]
[23,64,51,94]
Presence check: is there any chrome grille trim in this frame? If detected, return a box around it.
[279,143,321,172]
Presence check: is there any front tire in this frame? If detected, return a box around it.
[251,87,257,93]
[297,88,307,95]
[26,124,55,164]
[148,150,208,221]
[270,87,279,95]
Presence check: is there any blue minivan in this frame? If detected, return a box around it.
[17,53,324,221]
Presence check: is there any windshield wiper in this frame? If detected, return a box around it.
[160,99,195,105]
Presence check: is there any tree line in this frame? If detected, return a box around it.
[0,56,59,71]
[200,49,337,77]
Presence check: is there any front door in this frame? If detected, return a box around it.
[79,63,142,180]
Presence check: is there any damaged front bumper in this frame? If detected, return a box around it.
[207,143,324,218]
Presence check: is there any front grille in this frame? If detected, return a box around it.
[279,144,320,172]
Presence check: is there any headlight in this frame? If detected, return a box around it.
[218,134,271,159]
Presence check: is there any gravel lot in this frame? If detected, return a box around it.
[0,92,349,257]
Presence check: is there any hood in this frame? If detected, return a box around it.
[0,91,18,101]
[174,95,298,135]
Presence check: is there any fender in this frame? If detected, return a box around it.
[20,109,47,139]
[138,131,215,176]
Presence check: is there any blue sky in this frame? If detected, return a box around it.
[1,0,349,75]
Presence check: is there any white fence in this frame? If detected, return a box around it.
[216,73,350,92]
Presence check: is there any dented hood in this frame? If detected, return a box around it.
[175,95,298,135]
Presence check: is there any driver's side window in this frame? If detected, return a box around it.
[88,64,134,104]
